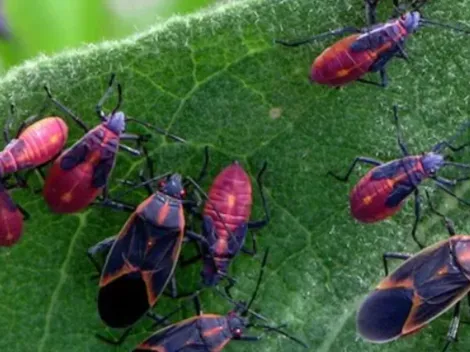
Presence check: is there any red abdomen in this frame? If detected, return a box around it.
[0,190,23,246]
[350,171,401,223]
[0,117,68,175]
[204,162,252,239]
[43,160,100,213]
[311,35,374,86]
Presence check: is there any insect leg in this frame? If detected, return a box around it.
[87,236,117,274]
[410,189,425,249]
[424,190,456,236]
[185,229,209,247]
[92,197,136,212]
[238,335,263,341]
[365,0,379,26]
[392,104,411,156]
[241,231,257,256]
[382,252,412,276]
[193,294,202,315]
[16,203,30,220]
[44,85,89,132]
[275,26,362,47]
[224,275,237,298]
[328,157,382,181]
[442,302,461,352]
[248,161,270,229]
[195,146,210,184]
[3,104,15,143]
[96,327,132,346]
[356,79,382,87]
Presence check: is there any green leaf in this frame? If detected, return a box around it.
[1,0,470,351]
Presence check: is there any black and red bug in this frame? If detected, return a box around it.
[133,249,308,351]
[182,159,270,296]
[357,191,470,351]
[328,105,470,248]
[0,101,70,246]
[86,149,211,344]
[275,10,470,88]
[42,73,185,214]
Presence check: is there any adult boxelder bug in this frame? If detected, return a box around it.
[86,149,211,343]
[328,105,470,248]
[0,104,68,178]
[42,73,185,214]
[134,248,308,351]
[275,11,470,87]
[357,192,469,351]
[183,159,270,295]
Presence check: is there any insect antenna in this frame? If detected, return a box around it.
[432,118,470,153]
[112,172,172,198]
[420,18,470,34]
[244,247,269,314]
[274,26,361,47]
[111,83,123,115]
[410,0,427,11]
[247,322,309,349]
[125,117,186,143]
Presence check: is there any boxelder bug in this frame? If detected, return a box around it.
[357,192,470,351]
[42,73,185,214]
[0,182,29,247]
[275,11,470,87]
[133,248,308,351]
[183,159,270,295]
[86,149,212,343]
[0,104,68,178]
[0,103,68,246]
[328,105,470,248]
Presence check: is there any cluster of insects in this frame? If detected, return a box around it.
[280,0,470,351]
[1,74,308,350]
[5,0,470,351]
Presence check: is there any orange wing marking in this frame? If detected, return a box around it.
[157,201,170,226]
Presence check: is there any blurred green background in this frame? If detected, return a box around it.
[0,0,221,73]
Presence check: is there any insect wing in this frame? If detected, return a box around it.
[134,317,205,352]
[357,239,470,342]
[60,139,89,170]
[98,195,184,327]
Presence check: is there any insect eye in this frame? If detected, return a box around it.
[180,189,186,197]
[234,328,242,337]
[158,180,165,188]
